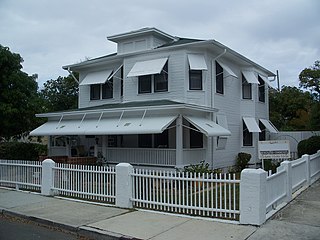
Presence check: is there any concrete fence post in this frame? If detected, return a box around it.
[240,168,267,226]
[41,159,55,196]
[302,154,311,186]
[281,161,292,203]
[116,163,133,208]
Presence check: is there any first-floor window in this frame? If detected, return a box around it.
[90,84,101,100]
[243,121,253,146]
[259,121,266,141]
[189,70,202,90]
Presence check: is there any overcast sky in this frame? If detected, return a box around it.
[1,0,319,88]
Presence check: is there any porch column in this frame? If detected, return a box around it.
[176,114,183,168]
[102,135,107,161]
[47,136,52,156]
[65,138,71,156]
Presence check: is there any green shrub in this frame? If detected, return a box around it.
[297,136,320,157]
[0,142,47,161]
[235,152,251,172]
[183,160,212,175]
[263,159,280,174]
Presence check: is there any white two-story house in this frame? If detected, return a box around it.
[31,27,278,169]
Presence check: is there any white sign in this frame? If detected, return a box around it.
[258,140,290,159]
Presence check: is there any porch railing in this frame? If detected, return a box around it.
[106,148,176,166]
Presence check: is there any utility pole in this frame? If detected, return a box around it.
[276,70,280,91]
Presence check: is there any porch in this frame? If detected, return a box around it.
[46,146,206,167]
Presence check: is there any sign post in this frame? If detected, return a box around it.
[258,140,290,169]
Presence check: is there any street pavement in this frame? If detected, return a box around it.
[0,180,319,240]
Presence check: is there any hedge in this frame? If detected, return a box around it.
[297,136,320,158]
[0,142,47,161]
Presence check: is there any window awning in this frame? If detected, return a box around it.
[188,54,207,70]
[30,115,177,136]
[259,119,278,133]
[216,60,238,78]
[80,69,113,86]
[127,58,168,77]
[184,116,231,137]
[242,71,259,84]
[243,117,261,133]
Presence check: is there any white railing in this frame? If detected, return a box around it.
[310,151,320,182]
[52,163,116,204]
[131,169,240,220]
[266,168,287,212]
[106,148,176,166]
[0,160,42,192]
[265,150,320,215]
[182,149,206,165]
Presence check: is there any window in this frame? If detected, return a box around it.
[189,70,202,90]
[216,61,224,94]
[139,131,169,148]
[259,121,266,141]
[243,121,253,146]
[258,76,265,102]
[138,75,152,93]
[138,134,152,148]
[138,62,168,94]
[90,84,101,100]
[154,62,168,92]
[121,66,124,97]
[102,78,113,99]
[190,127,203,148]
[242,74,252,99]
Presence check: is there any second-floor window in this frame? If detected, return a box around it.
[90,78,113,100]
[242,74,252,99]
[138,62,168,94]
[258,76,265,102]
[189,70,202,90]
[216,61,224,94]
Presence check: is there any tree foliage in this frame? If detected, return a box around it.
[269,86,314,130]
[299,60,320,100]
[40,73,79,112]
[0,45,41,139]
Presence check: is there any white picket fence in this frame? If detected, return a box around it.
[131,169,240,220]
[52,163,116,204]
[0,160,42,192]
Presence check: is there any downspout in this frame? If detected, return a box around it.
[210,48,227,169]
[67,67,79,84]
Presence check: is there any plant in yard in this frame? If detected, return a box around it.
[183,160,212,175]
[235,152,251,172]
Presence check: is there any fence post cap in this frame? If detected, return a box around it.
[43,159,55,164]
[116,162,132,167]
[242,168,265,174]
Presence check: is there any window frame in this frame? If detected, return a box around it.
[259,120,266,141]
[242,74,252,99]
[243,121,253,146]
[90,84,101,100]
[189,69,203,90]
[138,75,152,94]
[102,78,113,99]
[216,61,224,94]
[258,76,265,102]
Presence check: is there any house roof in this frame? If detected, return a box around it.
[62,29,275,77]
[36,100,218,118]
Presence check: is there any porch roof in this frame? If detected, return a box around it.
[35,100,218,118]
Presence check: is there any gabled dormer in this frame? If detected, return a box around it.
[107,27,176,55]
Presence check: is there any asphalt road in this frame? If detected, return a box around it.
[0,214,90,240]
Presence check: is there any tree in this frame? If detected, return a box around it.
[299,60,320,100]
[0,45,41,139]
[40,73,79,112]
[269,86,314,130]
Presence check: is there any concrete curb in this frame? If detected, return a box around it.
[0,209,139,240]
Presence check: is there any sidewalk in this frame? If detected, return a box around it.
[0,181,319,240]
